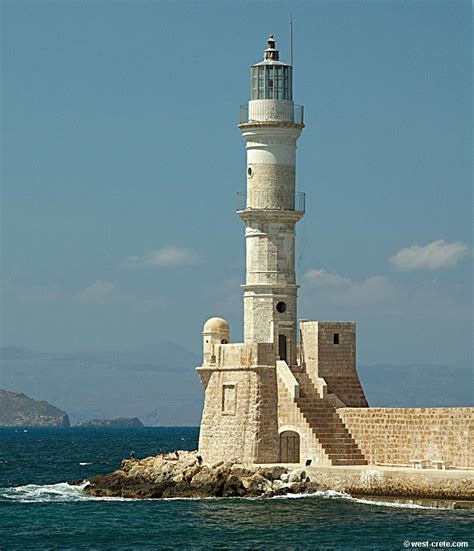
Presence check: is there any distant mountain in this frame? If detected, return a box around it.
[1,344,471,426]
[0,389,70,427]
[358,364,473,408]
[74,417,144,428]
[0,343,203,426]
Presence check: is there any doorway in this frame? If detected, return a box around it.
[278,334,287,362]
[280,431,300,463]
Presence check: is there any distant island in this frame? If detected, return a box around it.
[0,389,70,427]
[74,417,144,428]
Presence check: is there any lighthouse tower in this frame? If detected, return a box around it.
[239,35,304,367]
[196,36,368,467]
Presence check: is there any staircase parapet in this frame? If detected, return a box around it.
[277,360,300,399]
[313,376,328,400]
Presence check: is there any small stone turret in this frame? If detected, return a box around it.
[202,317,230,363]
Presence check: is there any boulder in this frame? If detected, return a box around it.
[241,474,272,496]
[288,469,306,483]
[255,466,288,481]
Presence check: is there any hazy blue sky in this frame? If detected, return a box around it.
[1,0,471,366]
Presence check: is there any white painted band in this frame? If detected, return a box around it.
[246,145,295,166]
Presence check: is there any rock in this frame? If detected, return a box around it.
[230,464,253,479]
[271,480,291,495]
[0,389,70,427]
[255,466,288,481]
[288,469,306,483]
[223,475,246,497]
[241,474,272,496]
[83,451,318,500]
[74,417,144,428]
[288,481,307,494]
[280,473,290,483]
[190,466,213,486]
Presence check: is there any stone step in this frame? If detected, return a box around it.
[291,368,368,467]
[324,445,364,453]
[332,459,368,466]
[325,451,364,459]
[316,437,359,445]
[307,424,350,432]
[327,450,366,457]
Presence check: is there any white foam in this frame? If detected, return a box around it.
[0,482,139,503]
[272,490,448,509]
[79,462,92,466]
[0,483,451,508]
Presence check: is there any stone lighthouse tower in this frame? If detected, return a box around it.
[197,36,368,467]
[239,34,304,367]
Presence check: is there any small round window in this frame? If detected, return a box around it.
[247,167,253,177]
[276,301,286,313]
[221,339,228,344]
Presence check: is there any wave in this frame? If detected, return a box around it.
[0,482,137,503]
[0,483,450,508]
[272,490,450,509]
[79,462,92,466]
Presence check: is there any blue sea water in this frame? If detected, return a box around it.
[0,428,472,550]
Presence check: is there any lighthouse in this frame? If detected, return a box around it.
[238,34,304,368]
[197,36,368,467]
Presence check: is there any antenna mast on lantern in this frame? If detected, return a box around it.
[290,13,293,67]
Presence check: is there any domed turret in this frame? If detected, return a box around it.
[203,317,230,335]
[202,317,231,362]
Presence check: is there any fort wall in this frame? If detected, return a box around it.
[337,407,474,469]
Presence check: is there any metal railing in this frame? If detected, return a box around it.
[236,191,305,213]
[240,104,304,125]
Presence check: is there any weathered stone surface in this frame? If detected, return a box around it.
[288,469,306,483]
[337,408,474,470]
[241,474,272,496]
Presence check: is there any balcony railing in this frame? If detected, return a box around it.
[237,191,305,213]
[240,104,304,125]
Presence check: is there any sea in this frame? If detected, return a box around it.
[0,427,472,550]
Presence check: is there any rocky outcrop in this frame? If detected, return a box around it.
[74,417,144,428]
[82,451,474,501]
[0,389,70,427]
[83,451,319,499]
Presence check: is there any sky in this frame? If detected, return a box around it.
[1,0,471,366]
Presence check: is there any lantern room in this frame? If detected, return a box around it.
[250,35,293,101]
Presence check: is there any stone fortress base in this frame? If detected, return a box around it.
[197,318,474,472]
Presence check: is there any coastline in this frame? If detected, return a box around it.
[82,451,474,502]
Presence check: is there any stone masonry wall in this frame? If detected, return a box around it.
[337,407,474,469]
[247,164,295,210]
[300,321,368,407]
[198,366,279,465]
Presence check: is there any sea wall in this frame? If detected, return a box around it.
[305,465,474,500]
[337,407,474,469]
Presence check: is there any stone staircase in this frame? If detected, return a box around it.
[290,368,367,466]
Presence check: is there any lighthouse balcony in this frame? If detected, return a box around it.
[240,102,304,125]
[237,191,305,213]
